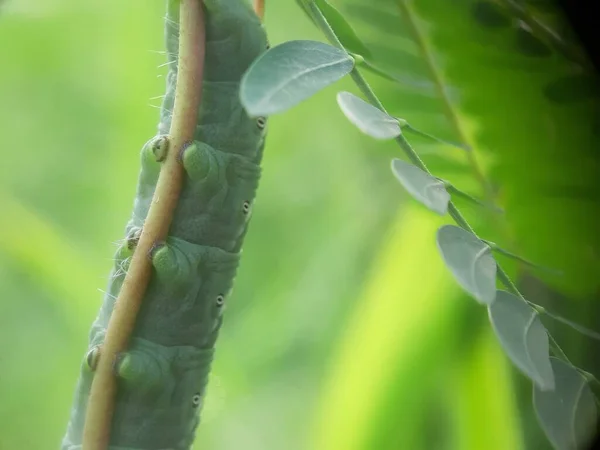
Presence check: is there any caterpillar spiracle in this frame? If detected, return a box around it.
[62,0,268,448]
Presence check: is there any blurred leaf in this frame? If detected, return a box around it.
[450,330,524,450]
[514,26,552,57]
[391,159,449,214]
[240,40,354,116]
[533,358,597,450]
[446,184,504,213]
[485,241,563,275]
[313,0,372,57]
[470,1,511,28]
[311,206,464,450]
[488,290,555,391]
[436,225,497,304]
[543,74,600,104]
[0,191,101,335]
[337,91,401,139]
[403,124,470,150]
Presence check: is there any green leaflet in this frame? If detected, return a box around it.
[534,358,598,450]
[436,225,497,305]
[336,91,468,149]
[488,290,555,391]
[391,159,449,215]
[337,91,402,139]
[240,40,355,116]
[62,1,268,448]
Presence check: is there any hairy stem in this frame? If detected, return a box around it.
[81,1,205,448]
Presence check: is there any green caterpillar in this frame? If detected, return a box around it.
[62,0,268,448]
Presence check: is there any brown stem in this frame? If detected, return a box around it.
[81,1,206,448]
[254,0,265,20]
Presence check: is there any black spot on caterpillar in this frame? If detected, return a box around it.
[61,1,268,448]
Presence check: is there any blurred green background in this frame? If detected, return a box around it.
[1,0,598,449]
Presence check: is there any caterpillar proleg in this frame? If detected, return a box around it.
[62,0,268,448]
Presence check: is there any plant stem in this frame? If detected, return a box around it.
[81,1,205,448]
[254,0,265,20]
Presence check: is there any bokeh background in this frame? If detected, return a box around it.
[1,0,599,449]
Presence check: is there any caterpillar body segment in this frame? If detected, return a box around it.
[62,0,268,448]
[66,337,216,450]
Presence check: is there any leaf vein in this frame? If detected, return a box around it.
[256,54,350,109]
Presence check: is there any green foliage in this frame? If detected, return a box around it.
[239,0,600,447]
[240,40,354,116]
[404,0,599,297]
[334,0,599,443]
[336,0,600,298]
